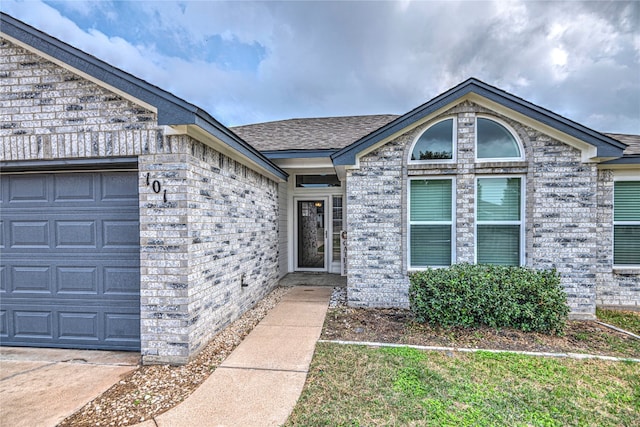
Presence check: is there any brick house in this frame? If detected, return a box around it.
[1,14,638,364]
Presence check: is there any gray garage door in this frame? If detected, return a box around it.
[0,171,141,351]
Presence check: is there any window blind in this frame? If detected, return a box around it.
[614,181,640,221]
[477,177,522,266]
[477,225,520,265]
[477,177,521,221]
[410,225,451,266]
[409,179,453,267]
[614,181,640,265]
[410,179,452,222]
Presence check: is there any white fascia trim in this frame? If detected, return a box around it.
[599,164,640,171]
[612,170,640,179]
[186,124,286,183]
[4,33,158,115]
[272,157,335,169]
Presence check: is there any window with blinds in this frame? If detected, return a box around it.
[614,181,640,266]
[409,178,454,268]
[476,177,523,266]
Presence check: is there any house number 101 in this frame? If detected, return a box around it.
[146,172,167,203]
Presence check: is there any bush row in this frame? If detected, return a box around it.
[409,263,569,334]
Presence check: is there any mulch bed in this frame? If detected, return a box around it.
[321,307,640,358]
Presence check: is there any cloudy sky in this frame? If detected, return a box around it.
[3,0,639,133]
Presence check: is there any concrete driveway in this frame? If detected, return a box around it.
[0,347,139,427]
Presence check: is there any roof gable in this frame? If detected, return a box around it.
[331,78,627,166]
[0,12,287,181]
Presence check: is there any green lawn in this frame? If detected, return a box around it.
[287,343,640,427]
[597,308,640,335]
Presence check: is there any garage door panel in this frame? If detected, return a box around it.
[104,266,139,295]
[2,301,140,350]
[57,267,98,294]
[101,173,139,201]
[53,173,96,201]
[58,312,99,341]
[55,220,97,248]
[9,175,48,202]
[6,217,138,253]
[105,313,140,342]
[103,220,140,248]
[0,311,7,337]
[0,265,6,293]
[11,266,52,294]
[1,170,140,351]
[10,220,50,248]
[13,310,53,339]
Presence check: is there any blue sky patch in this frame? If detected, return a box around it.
[44,0,266,72]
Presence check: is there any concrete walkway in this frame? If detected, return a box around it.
[151,286,332,427]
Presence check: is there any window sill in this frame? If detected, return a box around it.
[408,164,458,176]
[612,267,640,275]
[474,161,528,173]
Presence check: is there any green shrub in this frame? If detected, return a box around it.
[409,264,569,334]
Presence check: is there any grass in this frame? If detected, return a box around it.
[597,308,640,335]
[286,343,640,427]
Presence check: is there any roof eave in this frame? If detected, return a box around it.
[598,156,640,167]
[262,149,338,159]
[193,111,288,180]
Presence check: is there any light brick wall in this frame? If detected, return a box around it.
[1,38,280,364]
[0,38,159,160]
[184,139,279,361]
[346,135,409,307]
[346,101,628,318]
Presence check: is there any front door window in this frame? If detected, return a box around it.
[297,200,326,269]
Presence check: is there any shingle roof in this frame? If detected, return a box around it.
[605,133,640,156]
[231,115,399,152]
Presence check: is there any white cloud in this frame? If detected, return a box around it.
[2,0,638,132]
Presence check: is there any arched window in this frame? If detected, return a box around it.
[476,118,522,159]
[410,118,455,162]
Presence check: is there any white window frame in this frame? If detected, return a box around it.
[474,175,526,266]
[612,176,640,268]
[408,176,456,270]
[475,115,525,162]
[408,117,457,164]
